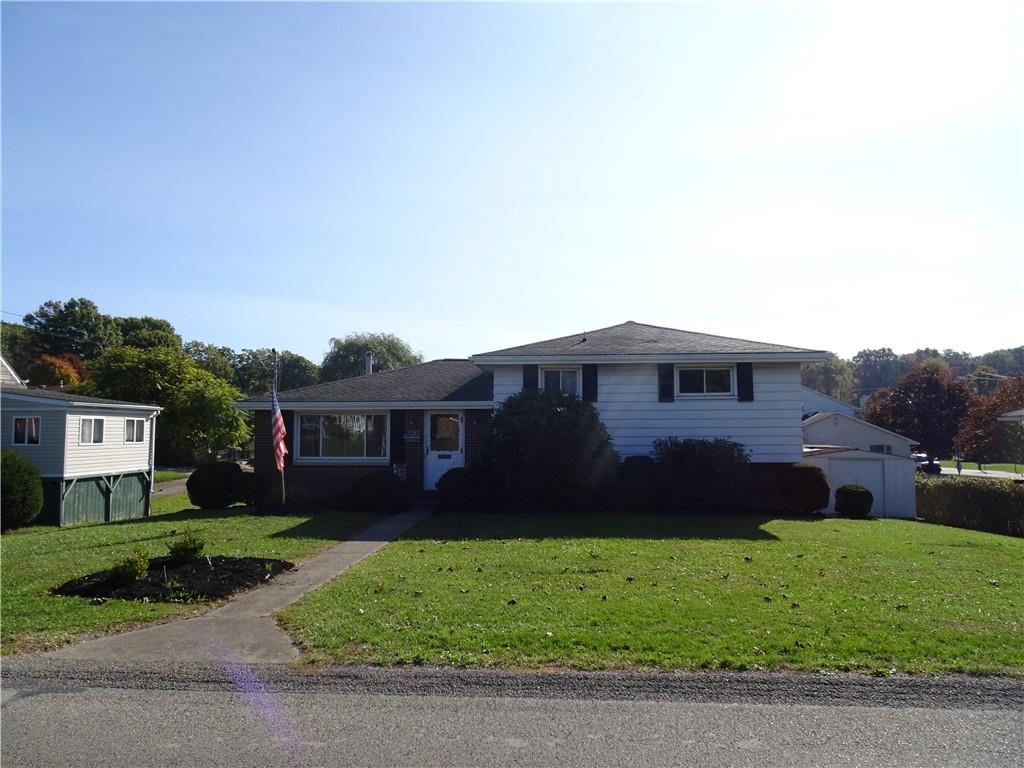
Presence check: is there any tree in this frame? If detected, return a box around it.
[1,322,41,376]
[183,340,237,382]
[800,353,857,403]
[852,347,908,395]
[956,376,1024,465]
[862,362,974,460]
[26,354,82,387]
[83,347,250,463]
[977,347,1024,377]
[22,298,122,359]
[233,348,319,394]
[118,316,182,350]
[320,332,423,382]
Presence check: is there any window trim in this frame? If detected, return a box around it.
[11,416,41,446]
[79,417,105,446]
[125,418,146,444]
[293,411,390,464]
[674,365,736,399]
[538,366,583,397]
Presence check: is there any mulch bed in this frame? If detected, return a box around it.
[51,555,295,603]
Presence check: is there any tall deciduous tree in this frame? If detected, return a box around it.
[1,322,41,376]
[800,353,857,403]
[852,347,908,396]
[234,348,318,394]
[26,354,83,387]
[862,362,974,460]
[955,376,1024,465]
[183,340,237,382]
[83,347,251,463]
[320,332,422,382]
[118,316,182,350]
[22,298,122,359]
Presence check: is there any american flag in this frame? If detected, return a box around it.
[271,387,288,474]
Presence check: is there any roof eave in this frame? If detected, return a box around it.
[471,351,827,365]
[236,400,494,411]
[0,392,162,412]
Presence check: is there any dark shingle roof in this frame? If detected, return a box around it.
[0,384,161,408]
[473,321,821,358]
[240,359,493,405]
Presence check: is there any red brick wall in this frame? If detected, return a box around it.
[402,410,424,492]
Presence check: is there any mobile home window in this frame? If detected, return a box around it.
[12,417,40,445]
[677,367,734,396]
[125,418,146,443]
[80,418,104,444]
[298,414,387,459]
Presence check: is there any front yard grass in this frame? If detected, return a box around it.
[153,470,190,483]
[1,493,384,654]
[939,460,1021,474]
[280,512,1024,675]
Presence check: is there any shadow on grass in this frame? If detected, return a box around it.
[394,509,830,542]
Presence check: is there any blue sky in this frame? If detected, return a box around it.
[3,2,1021,364]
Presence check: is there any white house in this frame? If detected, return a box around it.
[1,381,162,526]
[802,446,916,519]
[800,386,858,418]
[802,411,918,457]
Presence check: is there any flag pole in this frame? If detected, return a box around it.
[274,348,286,506]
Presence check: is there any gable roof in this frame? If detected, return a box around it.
[802,410,918,446]
[471,321,824,362]
[800,386,859,415]
[0,384,162,411]
[237,359,493,409]
[0,354,26,387]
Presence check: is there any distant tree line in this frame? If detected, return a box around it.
[0,297,422,464]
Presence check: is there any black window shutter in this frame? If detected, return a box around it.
[523,364,539,392]
[657,364,674,402]
[582,364,598,402]
[737,363,754,401]
[389,410,405,465]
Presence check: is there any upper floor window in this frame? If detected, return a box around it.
[541,368,580,396]
[125,418,146,443]
[676,367,734,397]
[80,417,104,445]
[298,414,387,459]
[13,416,40,445]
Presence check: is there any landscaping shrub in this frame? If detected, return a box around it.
[483,390,619,512]
[109,548,150,586]
[186,462,243,509]
[779,463,830,514]
[652,438,750,513]
[835,484,873,519]
[436,466,495,513]
[235,471,260,506]
[1,450,44,530]
[346,472,406,513]
[166,528,205,562]
[916,476,1024,537]
[617,455,659,508]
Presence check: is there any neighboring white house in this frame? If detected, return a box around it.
[1,383,161,526]
[800,386,858,418]
[1,354,26,388]
[802,411,918,457]
[802,446,916,519]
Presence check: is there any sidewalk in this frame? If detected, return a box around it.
[47,507,431,664]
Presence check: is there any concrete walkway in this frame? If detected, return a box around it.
[48,507,430,664]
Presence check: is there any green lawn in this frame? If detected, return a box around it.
[939,460,1022,474]
[280,512,1024,675]
[0,493,383,655]
[154,470,190,484]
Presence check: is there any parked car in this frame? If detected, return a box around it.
[913,453,942,474]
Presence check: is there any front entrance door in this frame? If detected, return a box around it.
[424,411,465,490]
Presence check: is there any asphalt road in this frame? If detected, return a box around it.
[3,661,1022,767]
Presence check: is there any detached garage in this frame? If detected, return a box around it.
[802,446,916,519]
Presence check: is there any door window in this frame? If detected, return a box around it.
[429,414,460,452]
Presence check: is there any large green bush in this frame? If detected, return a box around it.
[835,484,873,519]
[186,462,244,509]
[652,438,749,513]
[1,450,44,530]
[779,463,830,514]
[616,455,659,508]
[484,390,619,511]
[346,471,406,513]
[916,477,1023,537]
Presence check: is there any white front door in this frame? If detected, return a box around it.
[424,411,465,490]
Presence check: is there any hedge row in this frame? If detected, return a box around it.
[916,476,1024,537]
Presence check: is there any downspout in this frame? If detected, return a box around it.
[147,412,157,516]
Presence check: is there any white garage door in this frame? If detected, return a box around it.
[828,459,885,517]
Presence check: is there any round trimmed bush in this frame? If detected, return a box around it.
[779,463,830,514]
[186,462,243,509]
[1,450,44,530]
[617,455,658,508]
[346,471,406,513]
[835,484,873,518]
[436,466,494,513]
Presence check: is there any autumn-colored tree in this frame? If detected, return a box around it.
[955,376,1024,465]
[862,362,974,460]
[26,354,82,387]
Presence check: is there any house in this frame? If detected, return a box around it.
[802,411,918,457]
[1,378,162,526]
[238,321,825,498]
[800,387,858,418]
[997,408,1024,423]
[1,354,27,388]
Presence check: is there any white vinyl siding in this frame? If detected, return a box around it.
[492,365,524,404]
[802,413,917,458]
[0,408,66,477]
[64,410,153,478]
